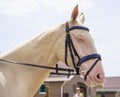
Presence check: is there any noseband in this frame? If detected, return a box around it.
[65,22,101,80]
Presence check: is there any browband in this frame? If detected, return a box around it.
[66,22,89,32]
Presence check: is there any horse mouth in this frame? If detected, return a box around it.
[85,80,104,87]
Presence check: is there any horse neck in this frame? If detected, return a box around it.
[0,25,64,97]
[1,28,61,66]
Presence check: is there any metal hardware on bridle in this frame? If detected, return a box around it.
[65,22,101,81]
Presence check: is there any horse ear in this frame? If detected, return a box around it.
[79,13,85,24]
[70,5,79,22]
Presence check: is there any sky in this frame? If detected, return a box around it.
[0,0,120,77]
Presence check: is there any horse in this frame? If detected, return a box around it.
[0,5,105,97]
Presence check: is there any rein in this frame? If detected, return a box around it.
[0,59,75,78]
[0,22,101,81]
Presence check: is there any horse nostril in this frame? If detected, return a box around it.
[97,73,101,79]
[95,73,105,83]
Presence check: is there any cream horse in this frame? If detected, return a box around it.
[0,5,105,97]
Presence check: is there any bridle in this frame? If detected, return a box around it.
[65,22,101,80]
[0,22,101,81]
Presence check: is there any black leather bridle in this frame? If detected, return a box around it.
[65,22,101,80]
[0,22,101,81]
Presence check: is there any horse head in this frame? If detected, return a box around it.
[54,5,105,87]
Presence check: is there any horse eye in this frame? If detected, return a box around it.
[76,31,85,40]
